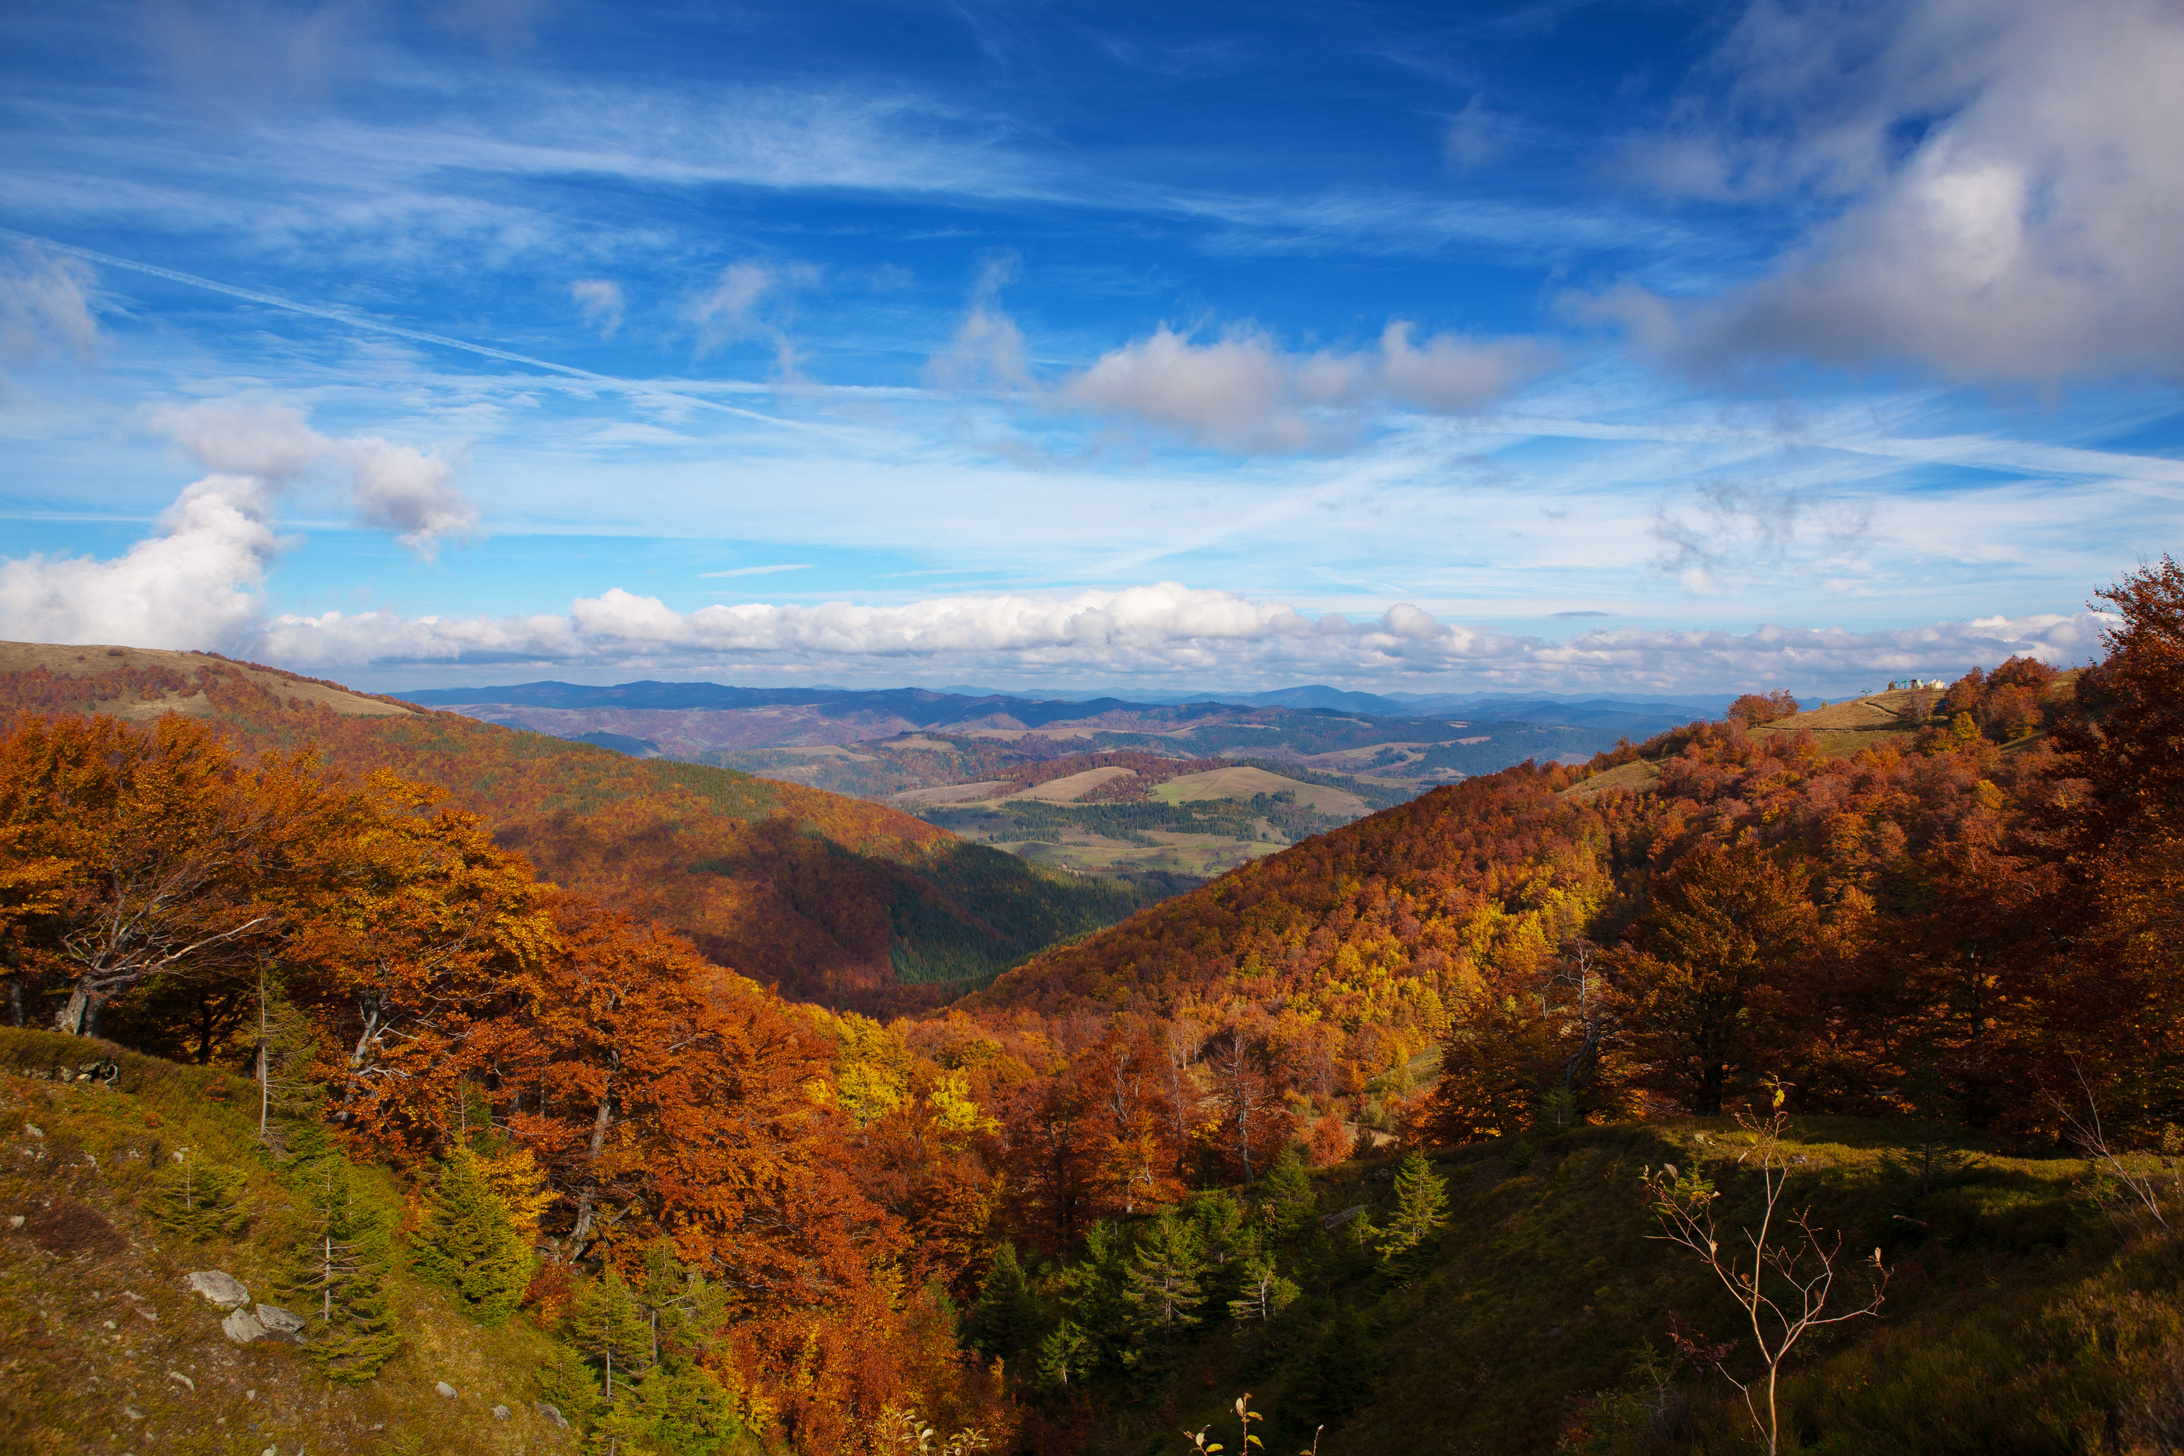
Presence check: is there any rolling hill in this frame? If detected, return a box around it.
[398,678,1661,801]
[0,643,1149,1009]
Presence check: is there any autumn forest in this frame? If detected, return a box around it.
[5,559,2184,1456]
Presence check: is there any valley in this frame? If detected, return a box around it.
[403,680,1707,887]
[4,561,2180,1456]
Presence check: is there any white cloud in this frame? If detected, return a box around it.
[688,261,818,369]
[0,246,98,386]
[698,563,813,579]
[923,258,1031,391]
[145,398,324,481]
[1057,322,1551,452]
[1443,97,1508,172]
[1650,480,1874,593]
[341,437,481,558]
[0,473,281,651]
[1605,0,2184,381]
[570,278,624,338]
[255,580,2109,696]
[0,399,488,650]
[140,398,482,557]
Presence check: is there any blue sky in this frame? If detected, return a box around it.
[1,0,2179,695]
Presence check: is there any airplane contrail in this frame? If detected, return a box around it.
[0,227,829,433]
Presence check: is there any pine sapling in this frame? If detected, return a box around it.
[148,1146,251,1240]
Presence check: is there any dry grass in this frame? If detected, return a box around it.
[1154,767,1366,817]
[0,1029,568,1456]
[0,640,415,719]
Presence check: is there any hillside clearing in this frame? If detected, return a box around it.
[1155,765,1367,815]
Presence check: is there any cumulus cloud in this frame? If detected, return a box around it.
[570,279,623,338]
[1600,0,2184,382]
[0,399,482,651]
[0,246,98,388]
[1059,321,1552,452]
[253,580,2106,696]
[341,437,481,558]
[0,474,282,652]
[141,398,482,557]
[923,258,1031,391]
[145,398,324,481]
[921,267,1551,453]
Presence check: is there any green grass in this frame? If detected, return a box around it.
[0,1028,570,1455]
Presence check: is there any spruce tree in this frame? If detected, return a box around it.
[1258,1143,1318,1239]
[1125,1212,1206,1346]
[1294,1307,1385,1431]
[964,1241,1043,1362]
[634,1243,726,1367]
[1055,1222,1137,1374]
[536,1342,607,1432]
[1376,1152,1449,1273]
[412,1147,533,1325]
[148,1147,250,1240]
[570,1266,654,1400]
[279,1157,399,1382]
[1226,1253,1300,1324]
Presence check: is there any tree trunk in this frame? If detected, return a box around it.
[55,981,91,1036]
[7,975,22,1028]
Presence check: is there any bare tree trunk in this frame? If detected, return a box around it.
[7,975,22,1028]
[55,981,91,1036]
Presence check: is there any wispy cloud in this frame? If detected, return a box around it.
[570,278,623,338]
[698,563,812,579]
[0,243,98,389]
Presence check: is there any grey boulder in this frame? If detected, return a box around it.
[221,1307,268,1344]
[255,1304,305,1342]
[186,1271,250,1309]
[436,1381,458,1398]
[537,1403,568,1429]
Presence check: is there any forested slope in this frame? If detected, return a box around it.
[6,558,2183,1456]
[0,643,1148,1008]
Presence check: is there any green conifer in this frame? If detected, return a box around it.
[964,1240,1043,1362]
[1125,1212,1206,1345]
[1376,1152,1449,1273]
[1036,1321,1091,1391]
[1295,1307,1385,1430]
[280,1157,399,1382]
[412,1146,534,1325]
[1226,1252,1301,1324]
[1257,1144,1318,1239]
[148,1147,251,1241]
[536,1342,607,1432]
[570,1266,654,1399]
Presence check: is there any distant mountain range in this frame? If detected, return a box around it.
[399,678,1732,733]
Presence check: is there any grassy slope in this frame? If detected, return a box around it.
[1094,1118,2169,1456]
[0,645,1151,1008]
[0,1028,571,1456]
